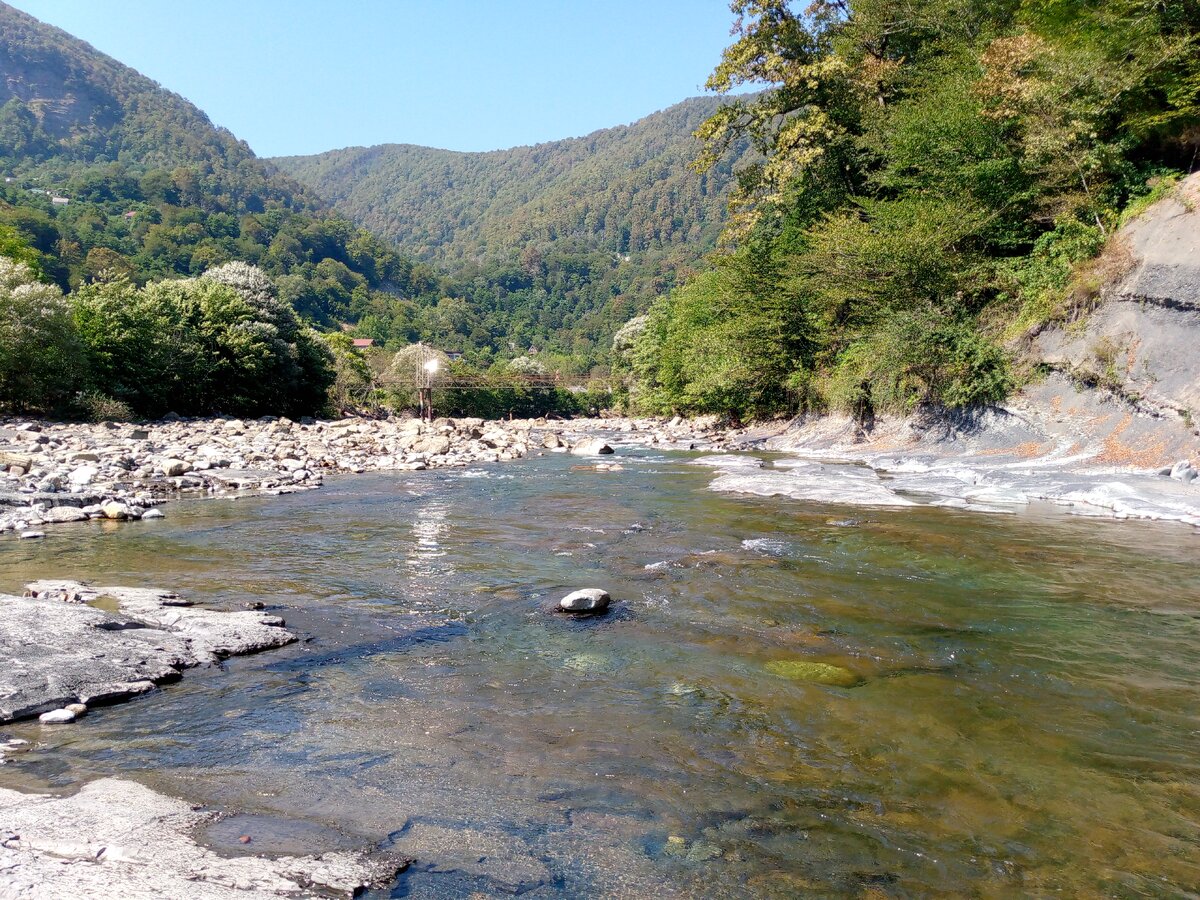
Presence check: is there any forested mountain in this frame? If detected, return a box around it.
[627,0,1200,421]
[273,97,747,266]
[0,0,424,325]
[271,97,754,368]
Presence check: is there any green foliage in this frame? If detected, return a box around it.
[0,222,42,274]
[825,310,1011,418]
[632,0,1198,420]
[275,98,745,265]
[71,265,333,418]
[1005,219,1106,335]
[631,250,813,420]
[0,3,419,344]
[274,97,757,369]
[0,257,87,412]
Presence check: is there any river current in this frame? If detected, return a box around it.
[1,447,1198,897]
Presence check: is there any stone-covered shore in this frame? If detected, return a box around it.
[0,413,730,538]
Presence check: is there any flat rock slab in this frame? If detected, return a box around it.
[0,583,296,724]
[0,778,409,898]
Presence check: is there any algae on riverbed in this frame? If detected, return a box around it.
[765,659,863,686]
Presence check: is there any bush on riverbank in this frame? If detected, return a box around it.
[0,256,334,419]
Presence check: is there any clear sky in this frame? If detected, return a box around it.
[10,0,746,159]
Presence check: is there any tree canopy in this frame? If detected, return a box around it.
[627,0,1200,420]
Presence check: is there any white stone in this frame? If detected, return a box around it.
[558,588,612,613]
[38,708,76,724]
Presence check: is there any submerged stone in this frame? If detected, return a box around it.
[765,659,863,687]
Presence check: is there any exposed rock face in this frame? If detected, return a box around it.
[1038,173,1200,429]
[0,778,410,899]
[0,583,296,724]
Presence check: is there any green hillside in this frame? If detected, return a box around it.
[273,97,747,266]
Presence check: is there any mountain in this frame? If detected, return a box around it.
[0,1,315,213]
[0,1,416,324]
[271,96,749,267]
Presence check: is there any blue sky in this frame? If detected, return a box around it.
[12,0,747,158]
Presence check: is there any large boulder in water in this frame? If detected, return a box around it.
[569,439,613,457]
[558,588,611,614]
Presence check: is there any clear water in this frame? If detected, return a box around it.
[1,450,1198,897]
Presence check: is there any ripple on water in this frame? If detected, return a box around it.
[0,456,1198,896]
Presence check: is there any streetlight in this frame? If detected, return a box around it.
[420,354,440,421]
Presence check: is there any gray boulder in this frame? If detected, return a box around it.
[558,588,612,613]
[570,439,614,456]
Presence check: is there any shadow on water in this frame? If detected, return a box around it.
[1,453,1199,896]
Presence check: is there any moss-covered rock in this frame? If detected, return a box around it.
[765,659,863,687]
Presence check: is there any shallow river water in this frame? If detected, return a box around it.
[1,448,1199,897]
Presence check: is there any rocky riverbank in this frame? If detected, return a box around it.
[0,778,409,898]
[0,413,728,538]
[0,581,296,725]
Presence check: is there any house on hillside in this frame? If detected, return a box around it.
[352,338,375,349]
[51,196,69,205]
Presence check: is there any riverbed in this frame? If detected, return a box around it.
[1,447,1197,896]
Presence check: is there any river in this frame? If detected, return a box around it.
[1,447,1198,896]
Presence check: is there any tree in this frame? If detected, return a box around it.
[0,258,86,412]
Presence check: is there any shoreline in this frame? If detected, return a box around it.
[0,413,731,539]
[4,383,1199,539]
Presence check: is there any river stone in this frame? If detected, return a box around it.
[160,458,191,477]
[100,501,130,520]
[19,530,44,540]
[558,588,611,613]
[38,708,76,724]
[67,465,98,487]
[766,659,863,687]
[1169,459,1197,482]
[413,434,451,456]
[570,438,614,456]
[41,506,88,524]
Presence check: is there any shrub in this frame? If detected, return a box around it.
[0,257,87,412]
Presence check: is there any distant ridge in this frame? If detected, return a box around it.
[272,96,751,265]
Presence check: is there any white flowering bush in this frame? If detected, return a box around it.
[200,262,295,336]
[0,257,87,411]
